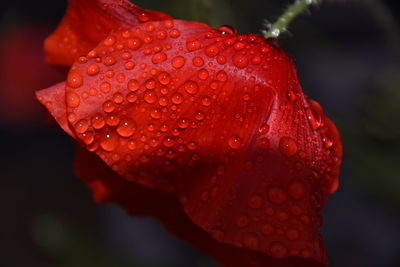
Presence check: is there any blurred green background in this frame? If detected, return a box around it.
[0,0,399,266]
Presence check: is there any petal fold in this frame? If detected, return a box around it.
[44,0,171,66]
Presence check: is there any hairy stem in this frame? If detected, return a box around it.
[263,0,319,39]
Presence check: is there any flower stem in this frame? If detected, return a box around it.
[263,0,319,39]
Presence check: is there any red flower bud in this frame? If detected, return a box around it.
[36,1,342,266]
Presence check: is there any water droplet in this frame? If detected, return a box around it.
[151,52,167,64]
[216,70,227,82]
[169,29,181,38]
[287,90,297,102]
[74,119,88,134]
[79,130,94,145]
[198,69,209,80]
[237,215,249,228]
[258,137,269,149]
[103,35,116,46]
[172,92,184,104]
[171,56,185,69]
[87,64,100,76]
[243,233,259,250]
[100,81,111,93]
[91,113,105,129]
[126,92,138,103]
[156,30,167,39]
[178,118,189,129]
[150,108,161,119]
[217,25,237,35]
[288,180,306,199]
[210,228,225,241]
[251,56,262,65]
[163,137,174,147]
[259,124,270,134]
[183,80,199,94]
[113,92,124,104]
[205,45,219,57]
[261,224,274,235]
[157,72,171,85]
[104,56,116,66]
[269,242,287,258]
[216,55,227,65]
[158,96,168,106]
[228,135,242,149]
[66,92,80,108]
[192,56,204,67]
[127,79,139,92]
[99,132,119,151]
[279,136,297,156]
[322,134,333,149]
[127,37,142,50]
[286,228,300,240]
[201,96,211,106]
[116,118,136,137]
[267,185,287,204]
[106,113,120,126]
[195,111,205,120]
[233,54,249,68]
[144,90,157,103]
[248,194,263,209]
[67,72,83,88]
[145,79,156,89]
[186,38,202,51]
[276,211,288,222]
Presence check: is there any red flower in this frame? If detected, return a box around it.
[36,0,342,266]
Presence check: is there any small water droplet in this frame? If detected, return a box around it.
[237,215,249,228]
[67,72,83,88]
[228,135,242,149]
[288,180,306,199]
[116,118,136,137]
[261,224,274,236]
[91,113,105,129]
[99,132,119,151]
[248,194,263,209]
[269,242,287,258]
[205,45,219,57]
[217,25,237,35]
[74,119,88,134]
[233,54,249,68]
[267,185,287,204]
[171,56,185,69]
[151,52,167,64]
[279,136,297,157]
[66,92,80,108]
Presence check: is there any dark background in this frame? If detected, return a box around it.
[1,0,400,266]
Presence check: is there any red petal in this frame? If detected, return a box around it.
[39,18,341,266]
[44,0,171,66]
[35,82,74,137]
[74,146,324,267]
